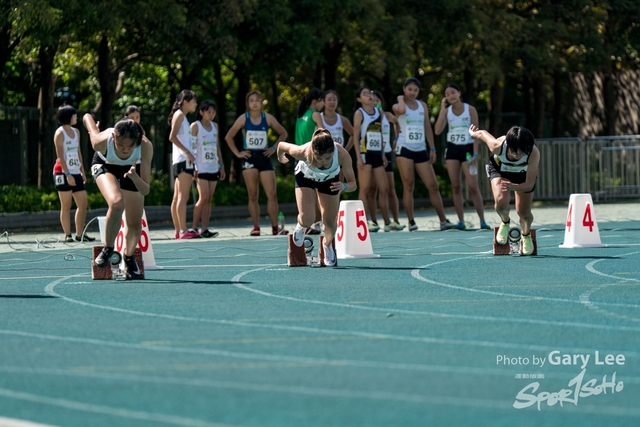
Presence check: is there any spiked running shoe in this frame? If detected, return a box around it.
[480,221,491,230]
[440,219,456,230]
[94,246,115,268]
[452,221,466,230]
[522,233,534,255]
[496,221,510,245]
[124,254,143,279]
[367,221,380,232]
[323,242,337,267]
[200,229,219,238]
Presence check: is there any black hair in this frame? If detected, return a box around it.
[354,86,370,112]
[114,118,143,147]
[124,105,140,117]
[403,77,421,89]
[167,89,197,126]
[57,105,77,125]
[505,126,535,156]
[297,87,324,118]
[307,128,335,167]
[324,89,338,99]
[372,90,385,108]
[196,99,217,121]
[444,83,461,92]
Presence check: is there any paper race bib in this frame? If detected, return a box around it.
[202,144,218,163]
[330,129,344,146]
[366,131,382,151]
[406,125,425,144]
[66,151,81,173]
[447,128,471,145]
[500,164,528,173]
[246,130,268,149]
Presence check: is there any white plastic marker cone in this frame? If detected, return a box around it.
[335,200,380,259]
[98,210,164,269]
[559,193,606,248]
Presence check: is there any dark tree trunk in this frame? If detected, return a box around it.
[212,60,229,167]
[552,69,563,137]
[532,77,546,138]
[602,71,617,135]
[522,75,532,129]
[489,77,504,136]
[322,41,343,91]
[231,64,249,184]
[97,34,116,128]
[463,66,475,104]
[37,42,57,188]
[270,74,282,123]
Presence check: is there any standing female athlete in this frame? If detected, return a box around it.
[83,114,153,278]
[168,89,199,239]
[353,86,392,232]
[468,124,539,255]
[53,105,95,243]
[225,91,289,236]
[366,90,404,231]
[434,83,489,230]
[277,129,357,266]
[191,100,225,238]
[392,77,453,231]
[315,90,354,151]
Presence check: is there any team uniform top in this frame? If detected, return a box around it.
[53,127,81,175]
[446,104,473,145]
[381,111,392,154]
[193,121,219,174]
[295,147,340,182]
[490,140,530,174]
[358,107,383,153]
[243,112,269,151]
[320,113,345,147]
[171,110,193,165]
[98,136,142,166]
[396,102,426,152]
[295,108,316,146]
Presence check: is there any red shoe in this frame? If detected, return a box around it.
[250,227,261,236]
[179,229,200,239]
[273,226,289,235]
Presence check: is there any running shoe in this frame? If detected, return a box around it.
[174,231,180,239]
[323,242,337,267]
[74,233,96,242]
[383,223,393,232]
[64,234,74,243]
[391,221,406,231]
[480,221,491,230]
[250,227,261,236]
[200,229,219,238]
[293,224,306,247]
[496,221,510,245]
[367,221,380,232]
[522,233,534,255]
[124,254,143,280]
[408,220,418,232]
[273,226,289,235]
[94,246,114,268]
[452,221,466,230]
[440,219,456,230]
[179,229,201,239]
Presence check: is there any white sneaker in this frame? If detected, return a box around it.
[293,223,305,247]
[323,243,337,266]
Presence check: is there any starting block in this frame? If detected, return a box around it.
[92,246,144,280]
[288,235,324,267]
[319,236,337,267]
[493,227,537,256]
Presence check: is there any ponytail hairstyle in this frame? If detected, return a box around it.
[306,128,335,168]
[297,87,324,118]
[245,90,263,111]
[196,99,217,121]
[505,126,535,156]
[167,89,197,126]
[354,86,370,112]
[57,104,77,125]
[114,118,143,147]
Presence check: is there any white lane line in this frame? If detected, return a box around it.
[412,255,640,309]
[0,416,58,427]
[581,256,640,322]
[231,267,640,335]
[0,388,235,427]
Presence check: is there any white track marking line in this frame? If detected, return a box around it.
[0,388,236,427]
[0,416,58,427]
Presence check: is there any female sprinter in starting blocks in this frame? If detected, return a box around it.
[277,129,357,266]
[468,124,540,255]
[83,114,153,278]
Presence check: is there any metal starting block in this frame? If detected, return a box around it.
[493,227,537,256]
[288,235,322,267]
[92,246,145,280]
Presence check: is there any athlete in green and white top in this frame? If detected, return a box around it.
[295,87,324,145]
